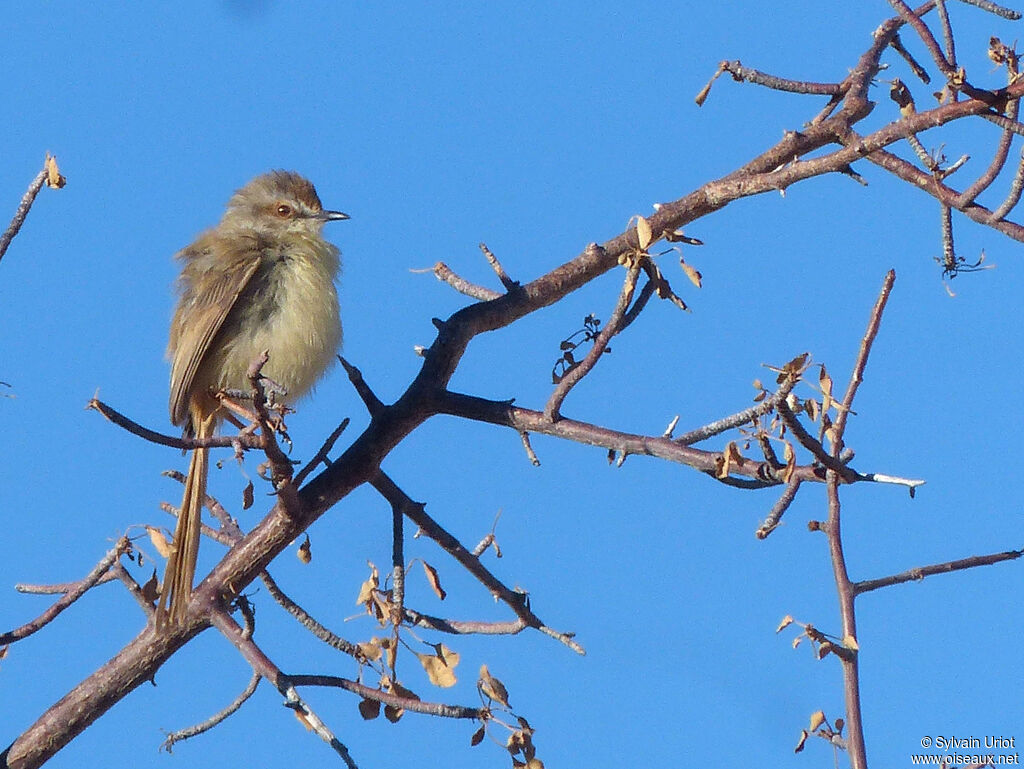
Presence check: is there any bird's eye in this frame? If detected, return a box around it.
[276,204,293,217]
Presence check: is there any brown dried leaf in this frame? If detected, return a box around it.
[479,664,510,708]
[421,560,447,600]
[782,441,796,483]
[680,260,702,288]
[355,561,379,605]
[242,480,254,510]
[817,641,834,660]
[357,639,382,662]
[141,571,160,603]
[795,729,809,753]
[384,704,403,723]
[776,614,794,633]
[297,535,312,564]
[809,710,826,732]
[145,526,172,559]
[819,365,833,415]
[358,697,381,720]
[417,644,460,688]
[635,215,653,251]
[471,724,486,746]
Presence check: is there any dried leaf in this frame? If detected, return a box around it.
[356,562,379,605]
[384,704,403,723]
[358,697,381,720]
[417,644,460,688]
[145,526,172,559]
[141,571,160,603]
[297,535,312,564]
[782,441,796,483]
[242,480,255,510]
[809,710,827,731]
[795,729,809,753]
[421,561,447,600]
[835,717,845,733]
[471,724,486,746]
[819,366,833,415]
[636,215,653,251]
[804,398,819,422]
[817,641,834,660]
[357,639,382,662]
[680,260,702,288]
[791,636,803,649]
[776,614,794,633]
[479,664,510,708]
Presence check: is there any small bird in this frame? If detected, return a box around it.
[158,171,348,625]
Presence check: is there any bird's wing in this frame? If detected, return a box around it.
[168,234,263,426]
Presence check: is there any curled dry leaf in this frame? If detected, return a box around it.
[357,638,382,662]
[809,710,826,731]
[782,441,796,483]
[417,644,460,688]
[141,571,160,604]
[421,560,446,600]
[356,561,380,605]
[776,614,794,633]
[145,526,172,559]
[635,215,653,251]
[242,480,255,510]
[479,664,510,709]
[680,260,702,289]
[297,535,312,564]
[819,365,833,415]
[358,697,381,720]
[794,729,809,753]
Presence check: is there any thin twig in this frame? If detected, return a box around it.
[370,470,584,655]
[88,397,263,451]
[545,261,640,421]
[991,148,1024,220]
[427,261,502,301]
[0,157,62,266]
[825,472,867,769]
[854,548,1023,594]
[260,571,361,657]
[831,271,896,448]
[674,377,799,446]
[755,478,801,540]
[479,242,519,291]
[162,673,261,752]
[294,417,350,487]
[0,537,132,644]
[210,609,359,768]
[337,356,385,416]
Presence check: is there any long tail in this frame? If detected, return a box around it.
[158,418,211,625]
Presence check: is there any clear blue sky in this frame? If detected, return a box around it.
[2,2,1021,767]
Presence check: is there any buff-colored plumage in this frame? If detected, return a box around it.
[158,171,347,625]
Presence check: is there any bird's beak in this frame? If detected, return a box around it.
[319,210,350,222]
